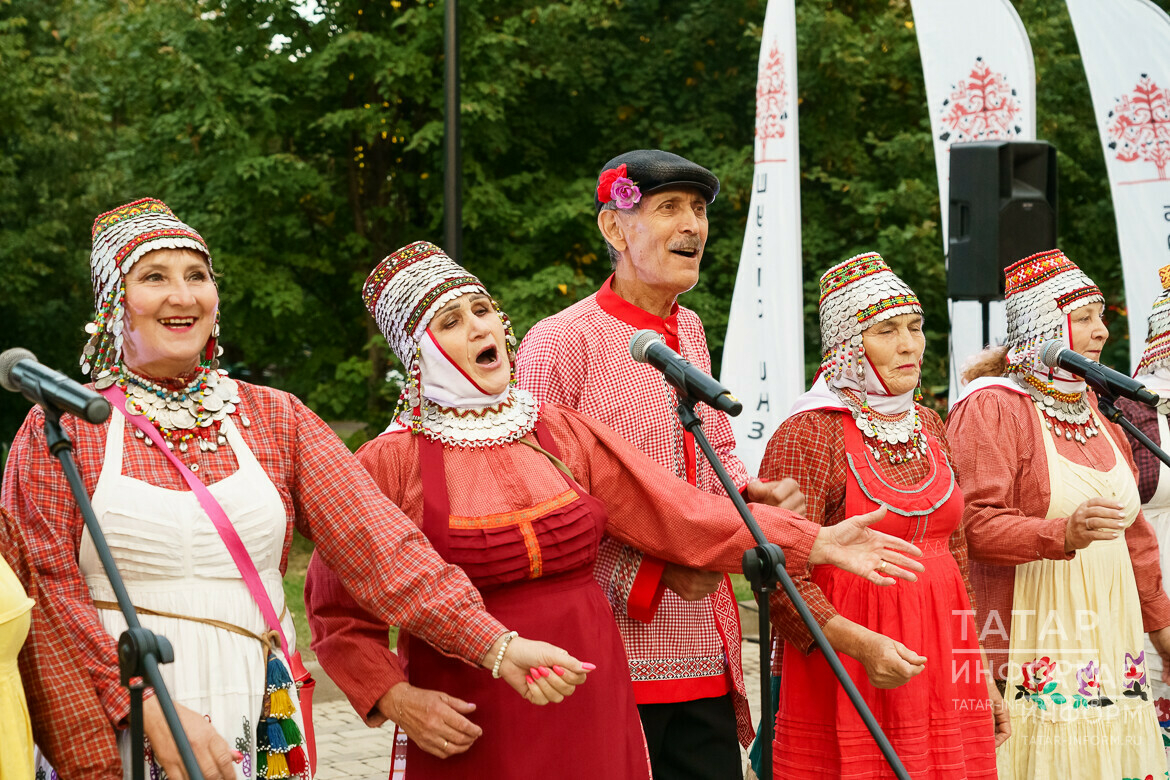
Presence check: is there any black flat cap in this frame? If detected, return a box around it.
[594,149,720,213]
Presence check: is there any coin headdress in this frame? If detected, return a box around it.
[362,241,520,434]
[818,252,923,389]
[83,198,218,377]
[1004,249,1103,383]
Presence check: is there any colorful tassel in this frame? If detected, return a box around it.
[286,745,307,775]
[265,655,293,690]
[269,688,296,718]
[257,750,268,778]
[257,718,271,752]
[279,718,303,745]
[266,752,290,779]
[267,719,289,752]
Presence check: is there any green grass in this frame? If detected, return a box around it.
[729,572,754,603]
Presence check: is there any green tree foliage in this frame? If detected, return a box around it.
[1,0,1167,449]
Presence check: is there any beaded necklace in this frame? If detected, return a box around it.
[833,386,928,465]
[415,388,539,449]
[96,364,248,452]
[1014,373,1099,444]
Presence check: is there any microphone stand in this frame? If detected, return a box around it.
[673,394,910,780]
[39,403,204,780]
[1096,392,1170,468]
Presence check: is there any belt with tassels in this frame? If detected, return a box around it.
[92,600,309,778]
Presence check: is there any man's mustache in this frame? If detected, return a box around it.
[668,239,703,253]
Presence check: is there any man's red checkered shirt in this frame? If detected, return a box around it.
[517,276,770,747]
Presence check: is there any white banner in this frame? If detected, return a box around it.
[910,0,1036,402]
[720,0,804,475]
[1066,0,1170,372]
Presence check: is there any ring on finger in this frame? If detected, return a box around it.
[877,560,887,573]
[443,739,448,750]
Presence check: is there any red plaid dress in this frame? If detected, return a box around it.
[1,380,506,733]
[517,276,759,746]
[759,408,975,669]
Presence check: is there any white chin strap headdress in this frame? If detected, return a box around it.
[362,241,517,432]
[818,252,923,414]
[84,198,217,377]
[1004,249,1103,391]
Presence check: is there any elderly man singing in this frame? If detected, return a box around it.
[517,150,804,779]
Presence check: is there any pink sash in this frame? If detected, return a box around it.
[100,386,318,773]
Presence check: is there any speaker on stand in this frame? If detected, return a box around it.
[947,140,1058,346]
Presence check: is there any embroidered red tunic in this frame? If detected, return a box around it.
[1,381,507,730]
[516,277,757,743]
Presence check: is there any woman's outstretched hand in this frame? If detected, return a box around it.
[809,506,925,585]
[482,635,594,705]
[142,696,239,780]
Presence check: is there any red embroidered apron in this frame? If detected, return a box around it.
[400,420,649,779]
[773,414,997,779]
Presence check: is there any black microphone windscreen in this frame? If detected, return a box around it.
[0,347,36,393]
[1037,339,1066,369]
[629,330,661,364]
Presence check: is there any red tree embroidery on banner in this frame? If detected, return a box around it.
[939,57,1022,143]
[755,42,787,162]
[1107,75,1170,181]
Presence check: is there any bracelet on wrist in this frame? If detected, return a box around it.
[491,631,520,679]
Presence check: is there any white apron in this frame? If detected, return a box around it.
[77,410,305,780]
[996,406,1167,779]
[1141,410,1170,758]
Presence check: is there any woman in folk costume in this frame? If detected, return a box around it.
[1115,263,1170,756]
[760,253,1004,779]
[304,241,927,780]
[949,249,1170,779]
[0,200,587,780]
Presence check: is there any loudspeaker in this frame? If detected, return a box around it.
[947,141,1058,300]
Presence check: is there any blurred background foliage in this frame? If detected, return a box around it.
[2,0,1167,456]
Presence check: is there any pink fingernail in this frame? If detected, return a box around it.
[525,674,535,685]
[232,750,243,762]
[553,665,565,675]
[581,662,597,671]
[539,666,551,678]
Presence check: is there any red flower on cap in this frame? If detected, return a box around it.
[597,164,627,203]
[597,163,641,208]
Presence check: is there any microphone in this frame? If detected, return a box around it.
[1038,340,1159,408]
[629,329,743,416]
[0,348,111,424]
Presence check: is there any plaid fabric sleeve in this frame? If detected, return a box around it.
[1115,397,1161,503]
[1,408,132,726]
[1,505,123,778]
[304,550,405,724]
[947,391,1075,565]
[543,405,818,575]
[1100,411,1170,631]
[286,395,506,665]
[758,411,843,653]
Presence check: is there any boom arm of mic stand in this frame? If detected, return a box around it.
[1097,392,1170,468]
[41,406,204,780]
[673,396,910,780]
